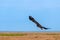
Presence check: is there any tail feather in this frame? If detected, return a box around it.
[42,27,50,30]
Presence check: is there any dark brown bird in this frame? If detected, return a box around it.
[29,16,49,30]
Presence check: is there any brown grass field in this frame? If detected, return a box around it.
[0,32,60,40]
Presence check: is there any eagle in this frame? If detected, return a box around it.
[29,16,49,30]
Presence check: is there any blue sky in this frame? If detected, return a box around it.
[0,0,60,32]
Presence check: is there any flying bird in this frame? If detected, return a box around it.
[29,16,49,30]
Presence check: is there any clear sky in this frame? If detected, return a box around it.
[0,0,60,32]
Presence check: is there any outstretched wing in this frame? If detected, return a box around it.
[29,16,49,30]
[29,16,38,24]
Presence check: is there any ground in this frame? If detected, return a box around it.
[0,32,60,40]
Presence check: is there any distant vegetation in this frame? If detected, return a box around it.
[0,33,27,36]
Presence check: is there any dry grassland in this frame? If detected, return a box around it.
[0,32,60,40]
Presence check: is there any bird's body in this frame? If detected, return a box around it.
[29,16,49,30]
